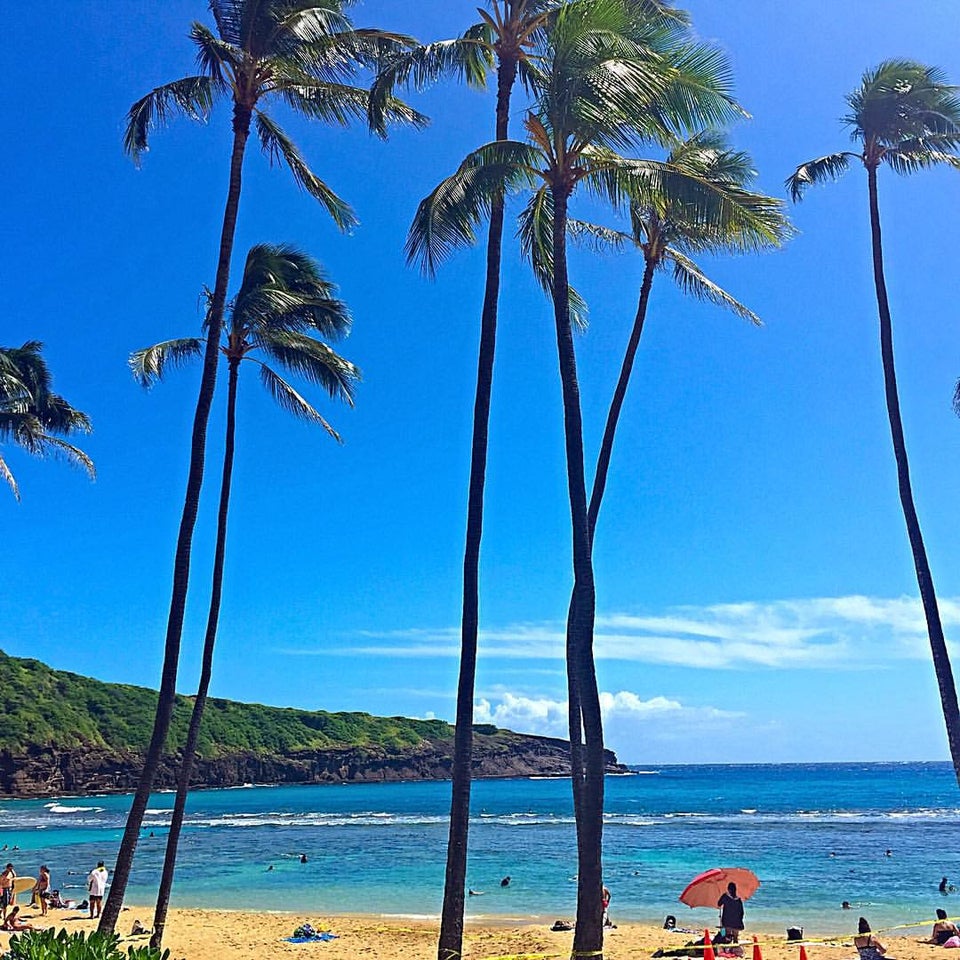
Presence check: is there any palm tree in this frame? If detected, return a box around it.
[103,0,422,933]
[375,6,584,956]
[571,131,792,540]
[0,341,93,500]
[376,6,686,953]
[787,60,960,782]
[408,3,738,953]
[130,243,357,948]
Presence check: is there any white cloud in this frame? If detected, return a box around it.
[288,594,960,671]
[473,689,744,755]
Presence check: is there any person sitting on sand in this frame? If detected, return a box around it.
[855,917,889,960]
[2,906,35,932]
[0,863,16,921]
[924,909,960,945]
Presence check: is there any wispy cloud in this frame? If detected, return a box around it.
[279,594,960,671]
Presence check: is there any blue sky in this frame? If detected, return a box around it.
[2,0,960,764]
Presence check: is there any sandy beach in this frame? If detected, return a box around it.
[0,908,946,960]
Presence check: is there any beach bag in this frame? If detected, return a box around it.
[944,936,960,948]
[551,920,574,932]
[787,928,804,941]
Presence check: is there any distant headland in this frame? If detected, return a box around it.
[0,651,626,797]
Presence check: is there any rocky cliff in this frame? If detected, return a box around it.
[0,733,625,798]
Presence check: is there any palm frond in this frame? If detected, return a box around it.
[30,435,96,479]
[885,143,960,175]
[129,338,205,387]
[123,76,217,162]
[209,0,243,46]
[280,75,429,136]
[0,454,19,501]
[406,139,542,274]
[785,152,856,202]
[254,110,358,229]
[516,187,589,329]
[954,378,960,419]
[368,31,493,136]
[275,3,352,46]
[254,329,359,404]
[189,21,240,86]
[253,360,343,441]
[666,249,761,324]
[567,218,633,253]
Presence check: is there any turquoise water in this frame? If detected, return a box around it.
[2,763,959,934]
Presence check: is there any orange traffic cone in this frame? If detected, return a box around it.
[799,945,809,960]
[703,929,716,960]
[753,935,762,960]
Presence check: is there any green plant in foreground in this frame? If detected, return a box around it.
[5,929,169,960]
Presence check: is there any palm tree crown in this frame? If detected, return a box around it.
[787,59,960,199]
[574,131,792,325]
[0,341,94,500]
[132,243,358,421]
[125,0,426,226]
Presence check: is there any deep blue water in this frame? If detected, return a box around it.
[2,762,959,933]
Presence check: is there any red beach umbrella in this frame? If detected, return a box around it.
[679,867,760,908]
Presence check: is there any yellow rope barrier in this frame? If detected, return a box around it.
[654,915,960,953]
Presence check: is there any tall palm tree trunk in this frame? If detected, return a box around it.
[437,55,518,960]
[551,187,605,960]
[867,165,960,781]
[587,256,657,539]
[565,255,657,831]
[100,105,253,934]
[151,360,241,949]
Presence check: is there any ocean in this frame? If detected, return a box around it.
[1,762,959,935]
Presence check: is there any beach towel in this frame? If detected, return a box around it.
[285,923,338,943]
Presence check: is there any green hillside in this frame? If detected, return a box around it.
[0,650,454,758]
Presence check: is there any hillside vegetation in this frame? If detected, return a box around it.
[0,650,453,758]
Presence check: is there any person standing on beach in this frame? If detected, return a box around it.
[0,863,16,921]
[33,865,50,916]
[718,882,745,942]
[87,861,108,919]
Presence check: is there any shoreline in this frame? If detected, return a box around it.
[0,907,943,960]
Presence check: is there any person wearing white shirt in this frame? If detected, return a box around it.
[87,861,108,919]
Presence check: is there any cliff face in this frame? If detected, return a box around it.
[0,734,627,798]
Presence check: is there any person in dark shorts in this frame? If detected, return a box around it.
[718,882,745,942]
[87,861,108,919]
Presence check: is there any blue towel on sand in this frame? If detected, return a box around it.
[284,933,338,943]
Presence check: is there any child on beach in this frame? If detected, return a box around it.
[1,906,34,932]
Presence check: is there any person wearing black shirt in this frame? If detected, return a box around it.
[718,882,745,942]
